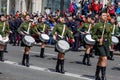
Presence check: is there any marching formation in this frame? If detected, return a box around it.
[0,1,120,80]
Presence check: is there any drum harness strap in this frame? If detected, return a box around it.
[58,24,66,39]
[27,23,31,34]
[87,24,92,34]
[2,22,5,32]
[112,24,115,35]
[42,24,46,33]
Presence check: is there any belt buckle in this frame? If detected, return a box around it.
[104,39,107,41]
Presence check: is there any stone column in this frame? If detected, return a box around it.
[32,0,36,13]
[15,0,21,12]
[32,0,42,14]
[0,0,1,14]
[21,0,27,12]
[7,0,10,15]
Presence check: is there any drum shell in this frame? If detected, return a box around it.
[55,40,70,53]
[111,36,119,45]
[0,42,5,51]
[39,34,50,42]
[22,36,35,47]
[84,34,95,45]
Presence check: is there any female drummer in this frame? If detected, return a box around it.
[108,17,119,60]
[51,17,74,74]
[0,15,10,62]
[32,17,50,58]
[17,15,32,67]
[77,15,94,66]
[91,11,112,80]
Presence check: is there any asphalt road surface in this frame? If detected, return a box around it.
[0,44,120,80]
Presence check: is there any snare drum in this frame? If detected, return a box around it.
[0,35,5,51]
[55,40,70,53]
[112,36,119,45]
[84,34,95,45]
[0,35,9,43]
[39,34,50,42]
[22,35,35,47]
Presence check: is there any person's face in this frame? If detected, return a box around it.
[25,15,30,21]
[101,13,107,21]
[0,16,6,21]
[60,18,65,23]
[111,18,115,23]
[41,18,45,22]
[87,17,91,22]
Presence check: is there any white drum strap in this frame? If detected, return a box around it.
[27,23,31,34]
[61,24,66,38]
[87,24,92,33]
[101,22,106,38]
[2,22,5,32]
[112,24,115,35]
[42,24,45,32]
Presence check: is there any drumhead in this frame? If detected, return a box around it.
[85,35,95,42]
[0,35,2,41]
[57,40,70,50]
[24,36,35,43]
[112,36,119,44]
[41,34,50,40]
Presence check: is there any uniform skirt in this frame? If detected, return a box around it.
[94,39,110,57]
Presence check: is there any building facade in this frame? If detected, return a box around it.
[0,0,117,15]
[0,0,71,15]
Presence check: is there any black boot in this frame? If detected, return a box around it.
[40,48,44,58]
[26,54,30,67]
[82,53,87,65]
[86,54,91,66]
[95,66,101,80]
[101,67,107,80]
[0,51,4,62]
[90,49,94,58]
[60,60,65,74]
[110,51,114,60]
[4,43,8,53]
[56,59,60,72]
[22,53,26,66]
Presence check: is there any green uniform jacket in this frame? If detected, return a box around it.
[111,24,120,36]
[51,23,74,39]
[0,21,10,37]
[37,23,50,33]
[31,23,50,34]
[91,21,112,45]
[17,21,31,33]
[77,22,92,33]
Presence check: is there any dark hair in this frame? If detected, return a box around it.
[99,9,107,16]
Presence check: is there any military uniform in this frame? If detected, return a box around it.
[91,20,112,80]
[51,23,74,74]
[91,21,112,56]
[77,22,93,66]
[17,21,32,67]
[108,24,120,60]
[0,21,10,61]
[31,23,50,58]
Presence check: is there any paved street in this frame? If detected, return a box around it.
[0,44,120,80]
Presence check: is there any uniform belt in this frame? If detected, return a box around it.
[104,38,108,41]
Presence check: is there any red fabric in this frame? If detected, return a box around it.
[68,38,73,44]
